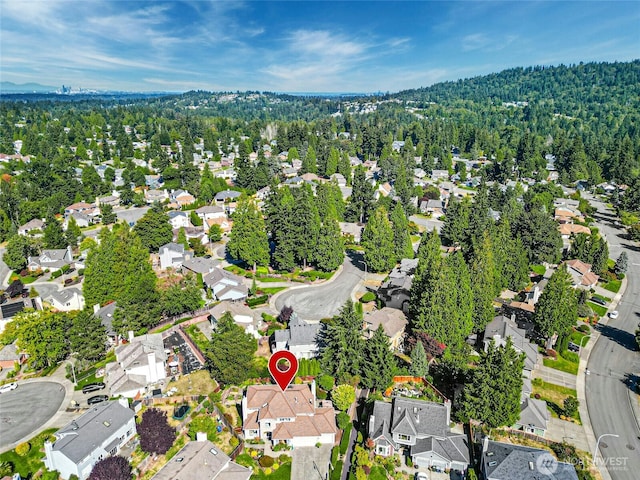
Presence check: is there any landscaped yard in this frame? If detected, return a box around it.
[602,279,621,293]
[532,379,581,423]
[166,370,217,396]
[73,350,116,390]
[530,264,546,276]
[234,451,292,479]
[543,355,578,375]
[0,428,57,478]
[586,301,607,317]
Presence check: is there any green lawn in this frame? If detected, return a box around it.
[531,379,581,423]
[258,287,286,295]
[530,264,546,276]
[369,466,388,480]
[0,428,57,477]
[569,330,589,346]
[257,276,284,283]
[543,356,578,375]
[587,302,607,317]
[74,350,116,390]
[339,424,353,455]
[602,279,621,293]
[234,453,292,479]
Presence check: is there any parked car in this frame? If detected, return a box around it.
[87,395,109,405]
[609,310,619,319]
[0,382,18,394]
[568,342,580,352]
[591,297,607,306]
[415,473,429,480]
[82,382,106,394]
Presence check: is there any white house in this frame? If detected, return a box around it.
[270,313,322,359]
[159,242,189,270]
[44,399,136,480]
[28,246,73,272]
[48,288,85,312]
[203,268,248,301]
[105,333,167,398]
[18,218,44,236]
[242,383,337,448]
[167,211,191,230]
[209,301,263,339]
[195,205,227,232]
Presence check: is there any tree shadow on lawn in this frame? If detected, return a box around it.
[593,323,639,352]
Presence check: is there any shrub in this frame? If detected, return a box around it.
[51,270,63,279]
[317,389,327,400]
[564,396,579,417]
[15,442,31,456]
[263,468,272,475]
[78,268,85,276]
[337,411,351,430]
[577,324,591,334]
[317,374,335,391]
[246,295,268,307]
[259,455,275,468]
[360,291,376,303]
[560,350,579,363]
[230,436,239,448]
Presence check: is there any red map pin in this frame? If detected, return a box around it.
[268,351,299,391]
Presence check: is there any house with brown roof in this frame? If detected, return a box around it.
[242,383,337,448]
[564,259,599,288]
[363,308,408,352]
[558,223,591,238]
[18,218,44,236]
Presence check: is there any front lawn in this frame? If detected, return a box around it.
[602,279,621,293]
[234,452,292,479]
[258,287,286,295]
[586,302,607,317]
[532,379,581,423]
[73,350,116,390]
[530,264,546,276]
[0,428,57,477]
[543,355,578,375]
[369,465,388,480]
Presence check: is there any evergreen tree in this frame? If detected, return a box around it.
[100,203,117,225]
[43,214,66,249]
[301,145,317,174]
[177,227,189,249]
[69,310,107,362]
[133,207,172,252]
[3,234,38,271]
[460,338,524,428]
[226,196,270,271]
[320,300,365,384]
[314,215,345,272]
[513,207,563,264]
[361,324,396,391]
[410,340,429,377]
[347,165,374,223]
[614,251,628,275]
[409,229,442,320]
[534,264,578,338]
[440,195,471,247]
[492,220,529,291]
[390,202,414,261]
[65,215,82,247]
[338,151,352,184]
[206,312,257,385]
[361,206,396,272]
[291,185,321,269]
[325,147,339,176]
[470,233,498,332]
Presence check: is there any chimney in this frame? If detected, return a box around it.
[196,432,207,442]
[93,304,100,314]
[368,414,375,435]
[482,436,490,454]
[444,399,451,425]
[128,330,134,342]
[118,397,129,409]
[43,441,54,470]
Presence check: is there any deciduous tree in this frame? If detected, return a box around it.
[139,408,175,455]
[88,456,132,480]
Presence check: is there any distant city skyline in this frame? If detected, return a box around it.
[1,0,639,93]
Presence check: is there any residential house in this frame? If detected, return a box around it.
[377,258,419,312]
[93,302,118,344]
[481,438,579,480]
[144,189,169,204]
[65,212,91,228]
[391,140,405,152]
[378,182,392,198]
[554,207,584,224]
[167,211,191,230]
[339,222,363,244]
[182,256,218,276]
[203,268,248,302]
[368,397,469,472]
[64,202,97,217]
[363,308,408,352]
[431,170,450,182]
[170,189,196,207]
[150,437,251,480]
[242,383,337,447]
[270,313,322,359]
[483,315,540,375]
[0,297,43,326]
[565,259,599,288]
[0,343,28,370]
[513,395,550,437]
[159,242,190,270]
[329,173,347,186]
[105,332,167,398]
[214,190,242,204]
[210,301,263,339]
[195,205,227,232]
[47,288,85,312]
[95,194,120,207]
[28,246,73,272]
[303,172,321,183]
[144,175,163,189]
[17,218,44,236]
[43,399,136,480]
[419,199,446,218]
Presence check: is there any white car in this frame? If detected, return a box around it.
[0,382,18,393]
[609,310,619,319]
[415,473,429,480]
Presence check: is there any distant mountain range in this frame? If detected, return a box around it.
[0,81,57,93]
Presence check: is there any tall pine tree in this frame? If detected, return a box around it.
[227,196,270,271]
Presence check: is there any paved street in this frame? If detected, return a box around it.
[274,252,365,320]
[0,381,65,448]
[583,193,640,480]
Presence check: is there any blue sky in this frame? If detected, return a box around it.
[1,1,639,93]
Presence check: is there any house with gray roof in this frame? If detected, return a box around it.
[151,436,251,480]
[93,302,118,343]
[47,287,85,312]
[483,314,540,375]
[27,246,73,272]
[514,396,550,437]
[481,438,578,480]
[270,312,323,359]
[44,399,136,480]
[377,258,419,312]
[18,218,44,236]
[182,256,218,275]
[159,242,189,270]
[368,396,469,472]
[203,268,247,302]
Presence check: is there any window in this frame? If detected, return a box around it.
[398,434,411,442]
[376,445,390,456]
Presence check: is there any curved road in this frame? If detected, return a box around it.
[584,193,640,480]
[274,252,366,320]
[0,381,66,448]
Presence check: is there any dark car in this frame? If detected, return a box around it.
[87,395,109,405]
[82,382,106,394]
[591,297,607,306]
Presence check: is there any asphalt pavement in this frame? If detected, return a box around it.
[274,251,365,320]
[0,247,11,288]
[583,193,640,480]
[0,381,65,448]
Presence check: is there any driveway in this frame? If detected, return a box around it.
[0,381,65,449]
[0,247,10,287]
[545,417,590,452]
[290,445,332,480]
[533,365,576,390]
[274,252,365,320]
